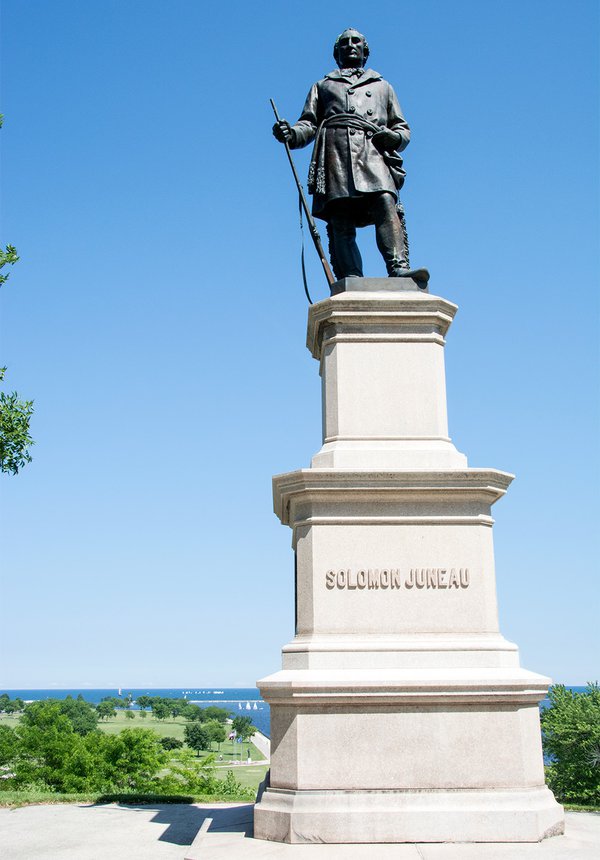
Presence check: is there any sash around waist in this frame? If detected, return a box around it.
[320,113,382,134]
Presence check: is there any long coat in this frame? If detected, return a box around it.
[290,68,410,221]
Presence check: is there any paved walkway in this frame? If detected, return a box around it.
[0,803,597,859]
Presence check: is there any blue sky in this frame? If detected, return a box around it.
[1,0,598,688]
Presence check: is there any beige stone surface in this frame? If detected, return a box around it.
[307,291,467,471]
[256,288,563,843]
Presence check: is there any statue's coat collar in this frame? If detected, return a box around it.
[324,68,383,85]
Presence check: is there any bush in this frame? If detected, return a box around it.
[541,683,600,805]
[0,698,258,801]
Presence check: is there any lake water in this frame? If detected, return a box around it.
[3,685,590,742]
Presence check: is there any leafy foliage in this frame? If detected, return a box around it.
[0,694,25,714]
[96,701,117,721]
[0,368,34,475]
[541,683,600,805]
[56,696,99,736]
[160,736,183,751]
[202,706,230,724]
[232,716,255,742]
[204,720,227,749]
[182,704,205,721]
[0,114,33,475]
[0,244,19,288]
[0,724,17,767]
[0,700,253,800]
[184,723,210,755]
[151,701,171,721]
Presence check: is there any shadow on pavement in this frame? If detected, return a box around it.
[84,802,254,846]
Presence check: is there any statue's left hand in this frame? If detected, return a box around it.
[372,129,402,153]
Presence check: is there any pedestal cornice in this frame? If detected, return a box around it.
[307,291,458,361]
[258,666,551,706]
[272,468,514,525]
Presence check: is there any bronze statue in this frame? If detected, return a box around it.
[273,28,428,287]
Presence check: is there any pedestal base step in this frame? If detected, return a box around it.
[254,785,564,844]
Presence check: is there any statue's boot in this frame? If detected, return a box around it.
[373,193,429,289]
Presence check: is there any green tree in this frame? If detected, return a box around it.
[205,719,227,751]
[136,695,151,710]
[169,698,187,718]
[182,703,205,721]
[125,709,135,720]
[184,723,210,756]
[232,716,255,743]
[15,702,85,790]
[138,709,147,719]
[0,367,34,474]
[100,696,122,708]
[100,728,167,791]
[0,695,24,714]
[59,696,99,735]
[0,724,17,768]
[96,701,117,721]
[0,116,33,476]
[152,701,171,721]
[541,683,600,805]
[0,244,19,288]
[203,706,231,723]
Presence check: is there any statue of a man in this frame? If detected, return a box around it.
[273,28,425,283]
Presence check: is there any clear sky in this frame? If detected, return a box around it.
[1,0,598,689]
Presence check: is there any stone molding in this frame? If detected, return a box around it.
[307,292,458,361]
[273,468,514,526]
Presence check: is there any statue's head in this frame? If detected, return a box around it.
[333,28,370,69]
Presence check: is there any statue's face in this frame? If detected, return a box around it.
[336,30,366,68]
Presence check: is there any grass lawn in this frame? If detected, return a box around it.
[97,711,188,739]
[215,764,268,792]
[0,714,20,729]
[98,712,265,760]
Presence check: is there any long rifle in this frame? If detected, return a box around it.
[270,99,335,290]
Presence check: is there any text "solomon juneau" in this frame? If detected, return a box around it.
[325,568,470,590]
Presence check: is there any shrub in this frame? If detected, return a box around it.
[541,683,600,805]
[160,736,183,751]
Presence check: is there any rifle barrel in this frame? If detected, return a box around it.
[270,99,335,287]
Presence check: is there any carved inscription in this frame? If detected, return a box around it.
[325,568,470,590]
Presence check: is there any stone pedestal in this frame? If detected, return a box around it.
[254,284,564,844]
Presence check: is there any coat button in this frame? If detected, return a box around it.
[367,108,373,115]
[349,129,356,135]
[366,91,372,97]
[366,132,373,139]
[348,105,356,113]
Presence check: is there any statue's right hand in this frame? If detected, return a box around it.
[273,120,294,144]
